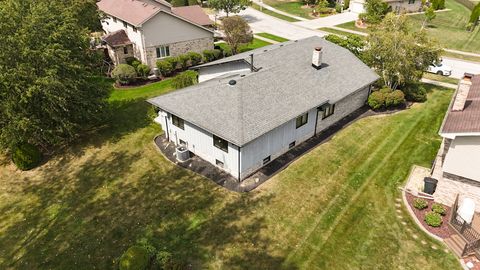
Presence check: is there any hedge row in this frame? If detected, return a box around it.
[156,49,224,77]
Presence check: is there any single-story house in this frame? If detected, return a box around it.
[148,36,379,181]
[432,73,480,212]
[97,0,214,69]
[349,0,422,14]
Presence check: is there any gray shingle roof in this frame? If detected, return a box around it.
[148,36,379,146]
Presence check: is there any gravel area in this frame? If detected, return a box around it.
[406,193,455,239]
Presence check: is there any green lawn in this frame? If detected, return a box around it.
[251,3,300,22]
[336,21,369,33]
[408,0,480,53]
[318,27,364,37]
[423,72,460,85]
[216,38,272,54]
[0,75,462,269]
[256,32,290,42]
[263,0,314,19]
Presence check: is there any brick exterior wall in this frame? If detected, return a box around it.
[108,44,134,66]
[145,37,214,69]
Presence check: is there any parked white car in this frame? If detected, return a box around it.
[427,61,453,76]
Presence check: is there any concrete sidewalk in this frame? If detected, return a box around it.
[421,78,457,89]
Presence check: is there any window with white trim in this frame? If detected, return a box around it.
[172,115,184,130]
[156,46,170,59]
[213,135,228,153]
[322,104,335,119]
[296,113,308,129]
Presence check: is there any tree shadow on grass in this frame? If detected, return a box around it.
[0,145,295,269]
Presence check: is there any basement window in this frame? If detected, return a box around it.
[322,104,335,119]
[263,156,271,165]
[289,141,296,149]
[216,159,224,168]
[213,135,228,153]
[156,45,170,59]
[296,113,308,129]
[172,114,184,130]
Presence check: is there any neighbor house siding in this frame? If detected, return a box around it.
[239,108,317,179]
[101,16,146,63]
[389,0,422,13]
[157,110,240,177]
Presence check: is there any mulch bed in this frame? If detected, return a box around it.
[405,193,455,239]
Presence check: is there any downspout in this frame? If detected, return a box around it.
[238,145,241,182]
[314,109,319,136]
[250,54,254,72]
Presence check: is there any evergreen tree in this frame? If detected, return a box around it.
[0,0,109,151]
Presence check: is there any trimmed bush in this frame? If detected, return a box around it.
[203,49,216,62]
[164,57,179,71]
[367,91,386,110]
[131,60,142,71]
[119,246,150,270]
[413,198,428,210]
[112,64,137,85]
[432,203,446,216]
[385,90,405,107]
[403,83,427,102]
[171,0,187,6]
[125,57,139,66]
[425,211,443,227]
[11,142,42,170]
[136,64,151,78]
[187,52,203,66]
[188,0,198,5]
[178,54,191,70]
[172,70,198,89]
[156,60,174,77]
[470,3,480,24]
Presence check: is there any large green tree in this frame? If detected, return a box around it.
[359,0,390,24]
[221,16,253,54]
[365,13,441,90]
[208,0,251,16]
[0,0,109,151]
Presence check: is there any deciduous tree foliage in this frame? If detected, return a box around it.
[359,0,390,24]
[365,13,441,90]
[221,16,253,55]
[0,0,109,151]
[208,0,251,16]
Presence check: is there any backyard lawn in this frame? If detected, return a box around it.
[216,38,272,54]
[0,74,462,269]
[251,3,300,22]
[263,0,314,19]
[256,32,290,42]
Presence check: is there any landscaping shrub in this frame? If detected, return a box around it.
[164,57,179,71]
[125,57,139,66]
[413,198,428,210]
[425,211,443,227]
[136,64,151,78]
[470,3,480,24]
[119,246,150,270]
[403,83,427,102]
[156,60,174,77]
[131,59,142,71]
[187,52,203,66]
[188,0,198,6]
[156,251,184,270]
[11,142,42,170]
[112,64,137,85]
[178,54,191,70]
[385,90,405,107]
[367,91,386,110]
[432,203,446,216]
[172,70,198,89]
[203,49,217,62]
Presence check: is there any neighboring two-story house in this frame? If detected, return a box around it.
[147,36,379,181]
[97,0,214,69]
[350,0,422,14]
[432,73,480,212]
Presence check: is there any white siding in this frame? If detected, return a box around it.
[158,110,240,178]
[142,12,212,48]
[240,108,317,179]
[198,62,251,83]
[101,16,147,63]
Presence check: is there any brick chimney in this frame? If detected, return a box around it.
[452,73,473,111]
[312,47,323,69]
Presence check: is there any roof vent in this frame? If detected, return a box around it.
[312,47,323,69]
[228,80,236,86]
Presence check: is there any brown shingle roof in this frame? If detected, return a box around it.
[102,30,132,47]
[97,0,168,26]
[172,5,213,26]
[441,75,480,134]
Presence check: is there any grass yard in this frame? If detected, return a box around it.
[408,0,480,53]
[318,27,364,37]
[251,3,300,22]
[216,38,272,54]
[423,72,460,84]
[263,0,314,19]
[256,32,290,42]
[0,74,462,269]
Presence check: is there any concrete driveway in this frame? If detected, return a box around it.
[442,57,480,79]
